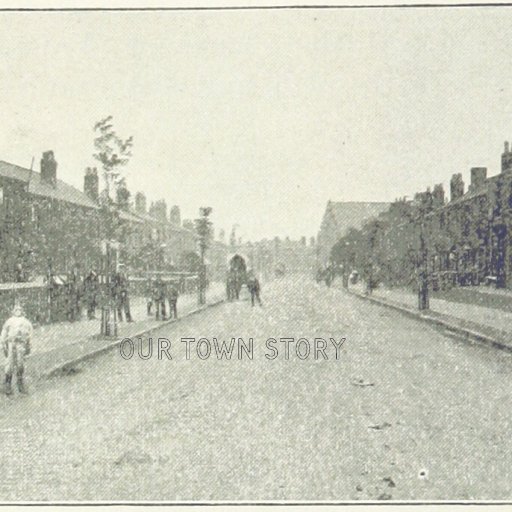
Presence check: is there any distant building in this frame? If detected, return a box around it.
[238,237,316,278]
[317,201,390,266]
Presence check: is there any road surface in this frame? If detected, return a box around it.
[0,276,511,501]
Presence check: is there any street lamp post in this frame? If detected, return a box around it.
[196,206,212,306]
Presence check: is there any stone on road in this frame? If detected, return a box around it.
[0,275,510,501]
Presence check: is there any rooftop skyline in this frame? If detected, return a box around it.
[1,8,511,241]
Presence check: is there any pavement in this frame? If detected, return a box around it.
[23,282,225,381]
[345,281,512,352]
[1,275,512,500]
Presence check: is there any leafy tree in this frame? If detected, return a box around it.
[93,116,133,204]
[92,116,133,336]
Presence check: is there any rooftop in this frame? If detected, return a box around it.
[0,160,99,209]
[322,200,391,236]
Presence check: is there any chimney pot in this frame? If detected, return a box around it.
[470,167,487,191]
[135,192,147,214]
[450,173,465,202]
[40,150,57,188]
[84,167,99,202]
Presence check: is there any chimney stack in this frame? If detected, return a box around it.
[84,167,99,202]
[502,141,512,172]
[450,173,465,202]
[432,183,445,208]
[150,199,167,222]
[40,151,57,188]
[170,205,181,226]
[135,192,147,214]
[469,167,487,192]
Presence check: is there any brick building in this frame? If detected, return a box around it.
[0,153,102,281]
[331,142,512,290]
[0,153,222,282]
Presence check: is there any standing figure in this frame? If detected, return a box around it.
[146,276,154,316]
[66,271,78,322]
[153,276,167,320]
[14,260,24,283]
[1,304,33,395]
[247,276,262,307]
[167,281,179,319]
[83,270,99,320]
[115,270,133,322]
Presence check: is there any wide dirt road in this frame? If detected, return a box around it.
[1,276,511,501]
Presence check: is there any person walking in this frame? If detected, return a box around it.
[115,270,133,322]
[167,281,179,319]
[1,303,33,395]
[247,275,262,307]
[153,276,167,320]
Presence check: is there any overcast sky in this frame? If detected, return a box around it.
[0,8,511,241]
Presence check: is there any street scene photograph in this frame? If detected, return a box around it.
[1,3,512,505]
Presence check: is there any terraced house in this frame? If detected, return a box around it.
[0,152,101,281]
[330,142,512,291]
[0,152,210,283]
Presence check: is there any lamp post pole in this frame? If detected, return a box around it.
[196,206,212,306]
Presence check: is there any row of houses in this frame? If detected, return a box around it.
[0,151,228,282]
[326,142,512,290]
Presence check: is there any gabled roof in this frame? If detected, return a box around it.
[321,201,391,237]
[0,160,99,209]
[28,170,99,209]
